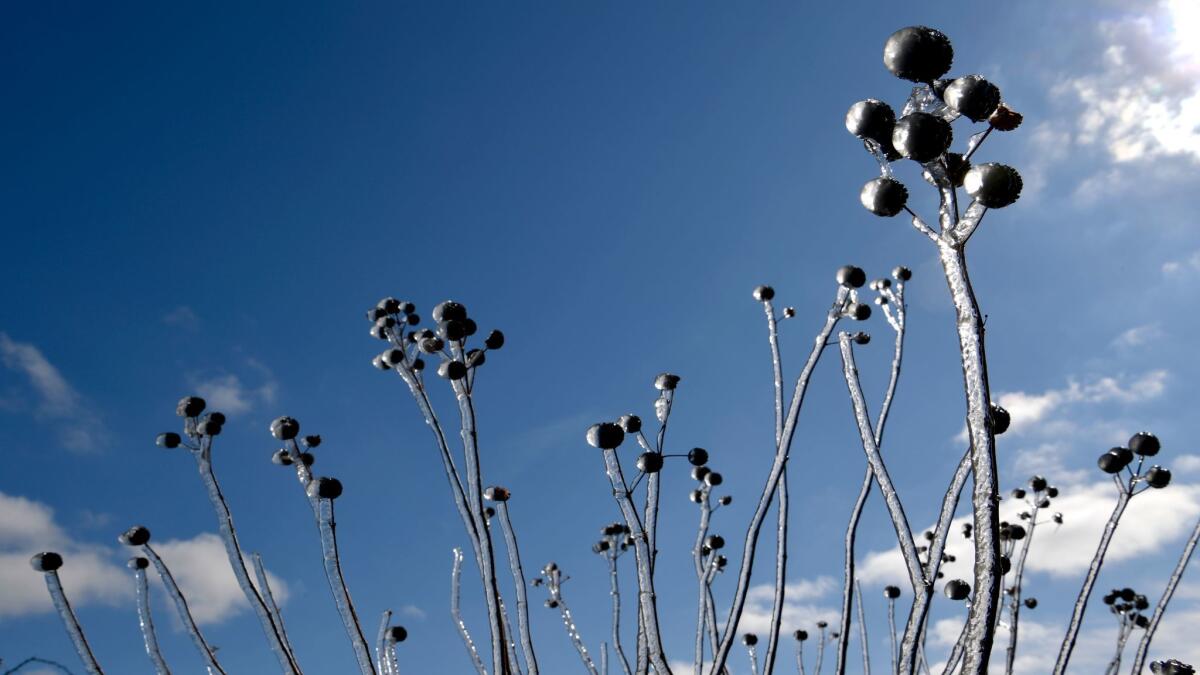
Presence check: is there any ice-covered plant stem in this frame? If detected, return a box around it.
[128,558,171,675]
[140,542,225,674]
[1131,514,1200,672]
[30,553,103,675]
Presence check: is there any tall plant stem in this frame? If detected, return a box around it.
[1052,484,1131,674]
[451,548,488,675]
[43,571,103,675]
[1003,502,1040,675]
[694,485,715,675]
[253,553,298,670]
[607,550,633,675]
[498,502,539,675]
[132,565,172,675]
[1130,514,1200,672]
[709,288,850,675]
[761,299,788,675]
[887,599,898,675]
[855,580,870,675]
[143,544,225,674]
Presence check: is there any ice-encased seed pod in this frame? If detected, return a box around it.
[836,265,867,289]
[1008,524,1026,540]
[1136,595,1150,610]
[300,452,315,466]
[128,556,150,570]
[618,414,642,434]
[705,534,725,550]
[689,489,704,503]
[197,420,222,436]
[367,307,387,322]
[206,412,226,425]
[845,99,896,145]
[990,404,1011,435]
[793,630,808,641]
[545,599,559,609]
[31,551,64,572]
[405,313,420,326]
[462,318,477,337]
[466,349,486,368]
[893,113,953,163]
[654,373,681,391]
[396,301,415,314]
[892,266,912,281]
[783,307,795,318]
[270,416,300,441]
[420,337,445,354]
[307,477,343,500]
[377,297,401,314]
[718,495,732,506]
[847,303,872,321]
[687,447,709,466]
[860,177,908,217]
[484,506,495,519]
[387,626,408,643]
[372,354,390,371]
[1029,475,1048,492]
[637,452,664,474]
[1046,486,1059,497]
[742,633,758,646]
[1130,432,1161,457]
[302,435,321,448]
[437,360,467,381]
[432,301,467,323]
[592,540,610,554]
[944,579,971,600]
[271,449,293,466]
[1146,466,1172,488]
[1012,488,1026,499]
[989,104,1023,131]
[119,525,151,546]
[411,358,425,371]
[817,621,828,629]
[714,555,727,568]
[753,285,775,301]
[156,432,181,449]
[1120,587,1137,602]
[852,332,870,345]
[964,163,1023,208]
[1024,597,1037,609]
[176,396,206,418]
[944,75,1001,122]
[586,422,625,450]
[376,316,396,329]
[884,585,901,599]
[1100,448,1134,473]
[484,330,505,350]
[883,26,954,82]
[691,465,711,482]
[704,471,723,487]
[483,485,511,502]
[440,320,466,342]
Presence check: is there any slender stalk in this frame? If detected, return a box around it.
[142,545,225,674]
[316,499,376,674]
[498,502,539,675]
[1,657,78,674]
[795,640,806,675]
[545,567,600,675]
[694,485,714,675]
[376,611,393,675]
[132,565,172,675]
[1103,621,1133,675]
[1131,515,1200,672]
[43,571,103,675]
[815,626,827,675]
[762,299,788,675]
[606,548,633,675]
[192,438,300,674]
[709,288,850,675]
[747,644,760,675]
[451,548,488,675]
[600,447,672,674]
[855,580,870,675]
[941,623,966,675]
[1003,501,1041,675]
[253,553,298,670]
[1052,487,1131,674]
[887,598,898,675]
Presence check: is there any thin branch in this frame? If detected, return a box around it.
[606,546,633,675]
[543,566,599,675]
[1131,514,1200,672]
[451,548,488,675]
[1004,500,1042,674]
[131,564,172,675]
[855,580,870,675]
[253,553,298,670]
[42,570,103,675]
[762,298,788,675]
[498,502,539,675]
[376,611,393,675]
[142,544,225,674]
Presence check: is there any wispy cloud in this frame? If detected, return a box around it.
[188,360,279,416]
[1111,323,1163,349]
[1162,249,1200,277]
[0,333,106,452]
[738,575,841,636]
[152,532,290,625]
[162,305,201,330]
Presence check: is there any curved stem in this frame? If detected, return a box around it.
[814,627,826,675]
[855,580,870,675]
[1053,486,1131,674]
[451,548,488,675]
[1131,514,1200,672]
[762,298,788,675]
[606,549,632,675]
[1003,503,1040,674]
[316,499,376,674]
[498,502,539,675]
[142,545,225,674]
[376,610,393,675]
[132,566,172,675]
[42,571,103,675]
[253,553,298,670]
[888,599,898,675]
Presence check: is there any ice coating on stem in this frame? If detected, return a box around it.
[814,625,827,675]
[709,288,850,675]
[497,502,538,675]
[761,299,788,675]
[316,499,376,674]
[746,643,760,675]
[44,571,104,675]
[1131,515,1200,672]
[253,553,298,670]
[498,596,521,674]
[133,566,172,675]
[887,598,898,675]
[864,140,895,178]
[855,580,870,675]
[795,639,806,675]
[605,545,632,675]
[192,439,301,674]
[1053,485,1133,674]
[451,548,488,675]
[544,566,599,675]
[376,611,394,675]
[1004,499,1042,673]
[143,544,225,674]
[694,484,715,674]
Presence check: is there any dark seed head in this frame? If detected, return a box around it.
[176,396,206,418]
[156,432,182,449]
[466,349,486,368]
[437,360,468,381]
[690,489,704,504]
[1129,432,1161,457]
[1024,597,1038,609]
[307,477,343,500]
[687,447,709,466]
[1029,475,1048,492]
[990,405,1011,435]
[485,330,505,350]
[1098,448,1134,474]
[270,416,300,441]
[964,163,1023,208]
[989,104,1024,132]
[705,534,725,550]
[848,303,872,321]
[654,373,681,391]
[432,301,467,323]
[618,415,642,434]
[387,626,408,643]
[883,26,954,83]
[1012,488,1026,499]
[742,633,758,646]
[852,332,870,345]
[718,495,732,506]
[483,486,511,502]
[197,420,222,436]
[637,452,664,474]
[817,620,828,629]
[704,472,723,487]
[845,99,897,145]
[119,525,151,547]
[420,337,445,354]
[944,579,971,601]
[944,75,1001,122]
[440,320,466,342]
[299,452,315,467]
[892,266,912,281]
[893,112,953,163]
[586,423,625,450]
[302,435,321,449]
[271,449,293,466]
[1146,465,1172,489]
[884,585,901,599]
[753,285,775,302]
[377,297,401,314]
[836,266,867,289]
[859,177,908,217]
[30,552,64,572]
[793,630,808,641]
[128,556,150,570]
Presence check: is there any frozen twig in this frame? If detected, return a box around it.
[376,611,393,675]
[497,501,539,675]
[1003,499,1041,674]
[131,561,172,675]
[603,542,632,675]
[540,564,599,675]
[887,597,898,675]
[451,548,488,675]
[855,580,870,675]
[761,298,788,675]
[142,545,225,674]
[1130,515,1200,673]
[41,568,103,675]
[253,553,298,670]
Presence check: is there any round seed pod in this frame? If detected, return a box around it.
[689,489,704,504]
[206,412,226,425]
[883,26,954,83]
[1024,597,1038,609]
[376,316,396,329]
[300,452,315,467]
[718,495,732,506]
[380,348,405,368]
[793,630,808,642]
[964,163,1023,208]
[440,320,466,342]
[271,449,294,466]
[618,415,642,434]
[462,319,478,337]
[845,99,897,145]
[1146,466,1172,489]
[372,354,390,371]
[637,452,664,474]
[31,552,64,572]
[586,423,625,450]
[753,285,775,302]
[366,307,387,322]
[1053,512,1064,524]
[1000,556,1012,575]
[484,330,505,350]
[593,540,610,554]
[742,633,758,646]
[302,435,321,449]
[176,396,206,418]
[270,417,300,441]
[307,477,343,500]
[988,104,1023,131]
[437,360,467,381]
[893,266,912,281]
[816,621,828,629]
[923,530,934,541]
[893,113,953,163]
[860,177,908,217]
[156,432,182,449]
[484,507,495,519]
[687,447,709,466]
[1012,488,1026,499]
[783,307,796,318]
[1103,591,1118,605]
[852,332,871,345]
[705,535,725,550]
[466,349,486,368]
[836,266,867,289]
[1136,595,1150,610]
[944,75,1001,122]
[545,599,559,609]
[406,313,421,326]
[691,466,711,482]
[387,626,407,643]
[377,297,401,314]
[432,301,467,323]
[128,556,150,570]
[848,303,872,321]
[1135,614,1150,629]
[654,373,681,391]
[1046,486,1059,498]
[419,337,445,354]
[1129,432,1161,457]
[884,585,901,599]
[1120,587,1137,602]
[704,471,724,487]
[1008,524,1026,540]
[411,358,425,372]
[1029,475,1048,492]
[119,525,151,546]
[483,486,511,502]
[990,405,1011,435]
[197,420,222,436]
[944,579,971,601]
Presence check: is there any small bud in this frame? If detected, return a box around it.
[30,552,64,572]
[753,285,775,301]
[119,526,151,547]
[176,396,206,418]
[687,447,709,466]
[156,432,182,449]
[586,423,625,450]
[307,477,343,500]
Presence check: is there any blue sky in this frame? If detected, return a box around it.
[3,1,1200,673]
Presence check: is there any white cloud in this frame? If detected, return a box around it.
[1112,323,1163,349]
[1163,249,1200,277]
[189,363,279,416]
[151,532,290,625]
[738,575,841,637]
[162,305,200,330]
[1175,454,1200,475]
[0,333,106,452]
